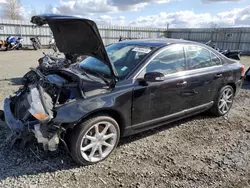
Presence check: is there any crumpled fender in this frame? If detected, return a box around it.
[53,98,106,124]
[52,88,133,126]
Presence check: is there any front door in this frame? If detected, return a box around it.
[132,44,191,127]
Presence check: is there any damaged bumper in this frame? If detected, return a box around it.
[4,98,24,130]
[3,98,38,131]
[2,69,75,151]
[3,97,60,151]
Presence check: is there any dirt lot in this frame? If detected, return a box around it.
[0,50,249,188]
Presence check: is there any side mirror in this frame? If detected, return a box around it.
[144,72,165,82]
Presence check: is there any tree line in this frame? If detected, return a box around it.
[0,0,36,20]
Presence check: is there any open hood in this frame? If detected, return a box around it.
[31,14,118,81]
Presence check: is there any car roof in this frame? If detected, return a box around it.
[118,38,223,57]
[118,38,202,48]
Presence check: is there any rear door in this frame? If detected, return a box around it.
[183,45,224,108]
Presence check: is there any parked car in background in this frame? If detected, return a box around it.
[0,14,244,166]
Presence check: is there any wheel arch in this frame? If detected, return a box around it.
[227,82,237,95]
[69,108,128,137]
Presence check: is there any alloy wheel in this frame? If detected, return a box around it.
[80,121,118,163]
[218,88,233,114]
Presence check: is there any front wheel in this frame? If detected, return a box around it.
[209,85,234,116]
[245,68,250,81]
[67,115,120,165]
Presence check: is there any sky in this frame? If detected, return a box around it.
[0,0,250,28]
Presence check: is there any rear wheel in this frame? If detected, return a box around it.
[210,85,234,116]
[67,115,120,165]
[52,45,58,53]
[33,43,38,50]
[4,44,10,51]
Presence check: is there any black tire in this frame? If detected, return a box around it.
[0,110,5,121]
[52,45,58,53]
[246,75,250,81]
[209,85,234,116]
[66,115,120,166]
[4,45,9,51]
[36,40,42,49]
[245,68,250,81]
[16,44,22,50]
[33,43,38,50]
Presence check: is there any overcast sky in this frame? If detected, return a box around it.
[1,0,250,28]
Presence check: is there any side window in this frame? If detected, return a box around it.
[186,46,211,70]
[210,52,222,66]
[185,45,221,70]
[139,45,185,76]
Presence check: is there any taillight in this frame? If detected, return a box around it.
[241,64,245,76]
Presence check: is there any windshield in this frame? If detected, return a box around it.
[79,43,155,79]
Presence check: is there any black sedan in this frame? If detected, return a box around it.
[1,14,245,165]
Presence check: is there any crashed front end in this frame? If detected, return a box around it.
[2,69,74,151]
[1,14,117,152]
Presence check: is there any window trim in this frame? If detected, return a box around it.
[210,51,222,66]
[133,44,187,79]
[183,44,222,71]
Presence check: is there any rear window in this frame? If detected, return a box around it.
[210,52,221,66]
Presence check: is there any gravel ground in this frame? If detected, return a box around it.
[0,50,249,188]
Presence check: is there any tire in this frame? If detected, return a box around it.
[4,45,9,51]
[245,68,250,81]
[66,115,120,166]
[209,85,235,116]
[0,110,5,121]
[52,45,58,53]
[33,43,38,50]
[246,75,250,81]
[17,45,22,50]
[36,39,42,49]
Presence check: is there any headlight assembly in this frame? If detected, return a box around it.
[28,87,50,121]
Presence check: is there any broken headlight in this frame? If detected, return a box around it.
[28,87,50,122]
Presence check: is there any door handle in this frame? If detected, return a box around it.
[214,74,223,78]
[176,81,187,87]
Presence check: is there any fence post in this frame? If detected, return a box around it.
[237,31,242,50]
[211,30,214,43]
[188,30,191,40]
[222,30,225,50]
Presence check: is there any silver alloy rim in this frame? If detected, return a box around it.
[80,121,118,163]
[218,88,233,114]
